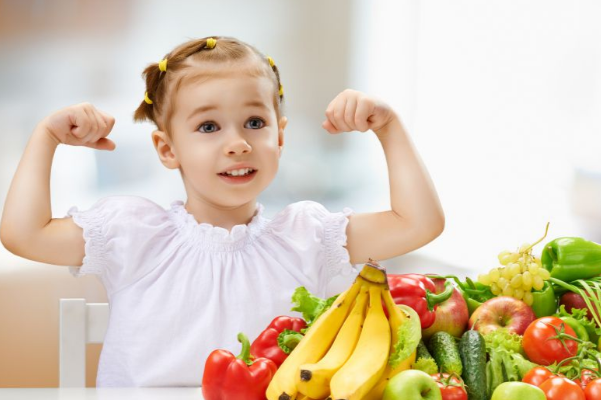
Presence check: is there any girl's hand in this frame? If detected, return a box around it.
[322,89,397,136]
[41,103,116,150]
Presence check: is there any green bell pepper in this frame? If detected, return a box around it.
[531,281,557,318]
[542,237,601,282]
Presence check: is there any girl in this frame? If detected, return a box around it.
[0,36,444,387]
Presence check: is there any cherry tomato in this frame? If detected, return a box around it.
[523,366,557,387]
[539,376,585,400]
[574,369,598,390]
[523,317,579,365]
[585,379,601,400]
[431,373,468,400]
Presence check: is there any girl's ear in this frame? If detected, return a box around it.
[278,116,287,155]
[152,130,180,169]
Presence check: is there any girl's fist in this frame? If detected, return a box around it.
[42,103,116,150]
[322,89,396,135]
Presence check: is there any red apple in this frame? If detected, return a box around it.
[421,277,469,340]
[559,292,600,321]
[468,296,536,335]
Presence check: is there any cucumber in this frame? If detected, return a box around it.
[459,330,488,400]
[427,331,462,375]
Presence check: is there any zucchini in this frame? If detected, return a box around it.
[459,330,488,400]
[427,331,462,375]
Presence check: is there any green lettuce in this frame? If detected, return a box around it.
[290,286,339,331]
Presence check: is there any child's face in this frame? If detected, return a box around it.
[153,67,286,208]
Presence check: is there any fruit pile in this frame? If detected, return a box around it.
[202,231,601,400]
[267,262,420,400]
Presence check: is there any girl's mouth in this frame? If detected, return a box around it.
[217,169,258,184]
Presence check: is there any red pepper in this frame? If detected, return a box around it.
[387,273,454,329]
[202,332,277,400]
[250,316,306,367]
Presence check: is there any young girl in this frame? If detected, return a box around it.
[0,36,444,387]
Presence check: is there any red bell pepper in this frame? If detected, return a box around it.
[250,316,306,367]
[387,273,454,329]
[202,332,277,400]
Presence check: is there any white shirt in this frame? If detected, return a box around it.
[66,196,355,387]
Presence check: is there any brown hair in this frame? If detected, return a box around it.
[133,36,284,137]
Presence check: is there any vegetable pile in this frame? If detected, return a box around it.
[201,225,601,400]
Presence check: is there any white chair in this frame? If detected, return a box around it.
[59,298,109,387]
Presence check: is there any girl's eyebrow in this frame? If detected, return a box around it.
[187,105,217,121]
[187,101,269,121]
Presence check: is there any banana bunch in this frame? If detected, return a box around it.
[266,261,419,400]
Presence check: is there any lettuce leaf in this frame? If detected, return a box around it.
[290,286,338,330]
[388,305,421,369]
[411,357,438,375]
[483,328,524,355]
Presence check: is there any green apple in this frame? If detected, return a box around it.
[491,382,546,400]
[383,369,442,400]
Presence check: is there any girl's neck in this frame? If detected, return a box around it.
[183,198,258,231]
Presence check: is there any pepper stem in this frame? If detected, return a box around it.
[236,332,253,366]
[277,329,304,354]
[426,281,454,310]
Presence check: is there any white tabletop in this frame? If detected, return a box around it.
[0,388,204,400]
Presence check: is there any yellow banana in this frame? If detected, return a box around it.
[363,286,419,400]
[296,285,369,399]
[328,284,391,400]
[266,278,363,400]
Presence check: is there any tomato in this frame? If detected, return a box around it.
[539,376,585,400]
[585,379,601,400]
[431,373,468,400]
[523,366,557,387]
[523,317,579,365]
[574,369,598,390]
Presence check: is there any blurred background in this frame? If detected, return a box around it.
[1,0,600,387]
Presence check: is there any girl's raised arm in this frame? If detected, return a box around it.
[322,90,445,265]
[0,103,116,266]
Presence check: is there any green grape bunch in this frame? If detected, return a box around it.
[477,223,551,306]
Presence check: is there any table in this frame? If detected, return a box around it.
[0,388,204,400]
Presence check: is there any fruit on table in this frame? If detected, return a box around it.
[560,291,601,322]
[490,382,546,400]
[265,277,363,400]
[295,285,369,399]
[478,224,551,305]
[328,284,391,399]
[468,296,536,335]
[522,316,579,365]
[383,369,442,400]
[266,261,419,400]
[421,277,469,340]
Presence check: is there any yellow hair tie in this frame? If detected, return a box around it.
[279,84,284,97]
[267,56,275,68]
[158,58,168,72]
[144,91,153,105]
[205,38,217,49]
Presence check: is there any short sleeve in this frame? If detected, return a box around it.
[66,196,178,294]
[270,201,355,281]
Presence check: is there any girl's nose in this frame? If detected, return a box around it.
[224,131,252,155]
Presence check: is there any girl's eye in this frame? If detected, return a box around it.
[246,118,265,130]
[198,121,219,133]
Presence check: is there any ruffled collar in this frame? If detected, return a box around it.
[168,200,268,248]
